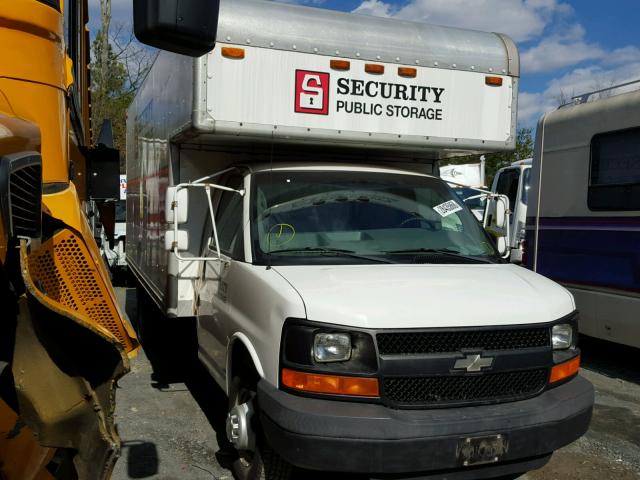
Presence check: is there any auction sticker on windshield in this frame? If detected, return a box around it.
[433,200,463,217]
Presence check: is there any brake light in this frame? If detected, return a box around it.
[282,368,379,397]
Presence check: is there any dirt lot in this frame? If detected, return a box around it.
[112,287,640,480]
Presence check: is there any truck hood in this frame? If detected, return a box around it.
[273,264,574,329]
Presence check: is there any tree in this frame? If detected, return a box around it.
[91,30,128,152]
[441,127,534,187]
[90,25,152,169]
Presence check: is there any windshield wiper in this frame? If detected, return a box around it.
[268,247,395,264]
[383,248,494,264]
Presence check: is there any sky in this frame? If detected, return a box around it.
[89,0,640,128]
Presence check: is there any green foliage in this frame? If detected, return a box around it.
[90,30,133,158]
[442,127,534,186]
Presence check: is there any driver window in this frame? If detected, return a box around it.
[212,175,244,259]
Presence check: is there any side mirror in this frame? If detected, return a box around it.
[164,230,189,252]
[133,0,220,57]
[165,186,189,224]
[483,194,511,257]
[495,236,508,257]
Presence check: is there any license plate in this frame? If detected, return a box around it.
[457,434,509,467]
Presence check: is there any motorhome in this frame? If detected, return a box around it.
[127,1,592,478]
[525,87,640,349]
[492,159,532,262]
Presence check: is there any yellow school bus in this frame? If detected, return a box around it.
[0,1,138,478]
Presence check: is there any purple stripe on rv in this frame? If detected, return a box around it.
[524,216,640,294]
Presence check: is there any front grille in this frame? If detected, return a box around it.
[377,328,550,355]
[9,163,42,238]
[383,369,549,407]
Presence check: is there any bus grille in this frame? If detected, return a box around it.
[9,163,42,239]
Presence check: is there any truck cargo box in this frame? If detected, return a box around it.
[129,0,519,156]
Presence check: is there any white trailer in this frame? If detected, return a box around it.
[525,87,640,348]
[126,1,592,478]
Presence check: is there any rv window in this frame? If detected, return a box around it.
[589,127,640,211]
[495,169,520,209]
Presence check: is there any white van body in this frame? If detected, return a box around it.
[492,159,532,262]
[126,1,592,478]
[526,89,640,349]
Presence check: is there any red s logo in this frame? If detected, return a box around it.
[295,70,329,115]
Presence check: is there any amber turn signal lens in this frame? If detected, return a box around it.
[365,63,385,74]
[550,355,581,384]
[398,67,417,78]
[485,76,503,86]
[221,47,245,59]
[282,368,380,397]
[330,59,351,70]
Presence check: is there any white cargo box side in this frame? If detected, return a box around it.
[169,0,519,155]
[196,44,516,151]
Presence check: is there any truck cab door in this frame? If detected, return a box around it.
[197,175,245,385]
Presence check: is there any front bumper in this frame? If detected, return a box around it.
[258,375,593,479]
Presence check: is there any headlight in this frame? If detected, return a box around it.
[314,333,351,362]
[552,324,573,349]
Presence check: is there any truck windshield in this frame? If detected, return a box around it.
[453,187,486,210]
[251,170,499,265]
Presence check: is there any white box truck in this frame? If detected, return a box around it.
[126,1,593,478]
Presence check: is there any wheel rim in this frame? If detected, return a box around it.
[228,386,257,469]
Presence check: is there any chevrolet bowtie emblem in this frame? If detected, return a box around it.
[454,354,494,372]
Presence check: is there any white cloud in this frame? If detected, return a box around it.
[520,24,604,73]
[606,46,640,65]
[352,0,572,42]
[353,0,393,17]
[275,0,326,4]
[518,61,640,125]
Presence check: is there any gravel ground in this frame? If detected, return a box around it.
[112,287,640,480]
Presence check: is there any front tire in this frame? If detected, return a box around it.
[227,376,292,480]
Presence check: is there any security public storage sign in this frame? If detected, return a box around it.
[207,45,514,143]
[295,70,329,115]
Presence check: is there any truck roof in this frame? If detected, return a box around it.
[244,162,436,178]
[218,0,519,77]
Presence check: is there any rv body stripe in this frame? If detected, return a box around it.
[525,216,640,294]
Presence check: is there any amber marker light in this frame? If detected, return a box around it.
[485,76,503,86]
[365,63,385,75]
[549,355,581,384]
[330,59,351,71]
[282,368,380,397]
[221,47,245,59]
[398,67,417,78]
